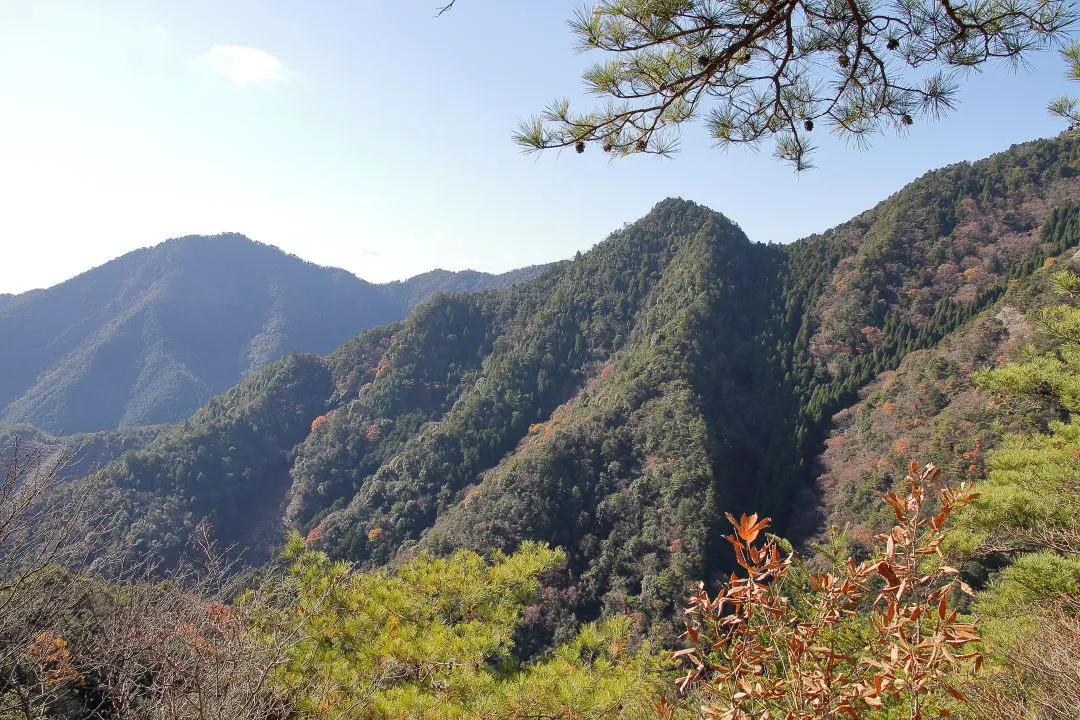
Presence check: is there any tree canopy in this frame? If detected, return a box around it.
[470,0,1076,169]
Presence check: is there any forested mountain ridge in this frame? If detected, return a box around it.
[73,134,1080,639]
[773,138,1080,482]
[287,203,796,640]
[381,264,555,310]
[0,235,550,434]
[802,207,1080,551]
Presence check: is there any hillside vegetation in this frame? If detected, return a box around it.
[61,135,1080,641]
[2,135,1079,719]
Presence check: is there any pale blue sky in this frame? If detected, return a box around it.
[0,0,1074,293]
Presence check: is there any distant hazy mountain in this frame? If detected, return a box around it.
[0,420,162,483]
[0,234,550,433]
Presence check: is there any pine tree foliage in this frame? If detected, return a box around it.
[512,0,1076,168]
[1049,41,1080,129]
[244,537,667,720]
[946,269,1080,720]
[960,269,1080,565]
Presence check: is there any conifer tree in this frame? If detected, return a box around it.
[246,536,668,719]
[953,269,1080,719]
[505,0,1075,169]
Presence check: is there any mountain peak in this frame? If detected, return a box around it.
[637,197,745,236]
[156,232,298,263]
[164,231,254,244]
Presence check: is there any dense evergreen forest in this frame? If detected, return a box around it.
[2,135,1079,719]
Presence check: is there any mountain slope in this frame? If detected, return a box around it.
[381,265,556,311]
[0,236,549,434]
[74,134,1080,638]
[410,209,792,633]
[799,224,1080,557]
[0,421,164,485]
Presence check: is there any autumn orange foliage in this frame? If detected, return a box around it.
[304,519,329,546]
[664,463,981,720]
[26,632,82,689]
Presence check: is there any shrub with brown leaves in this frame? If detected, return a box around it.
[664,463,981,720]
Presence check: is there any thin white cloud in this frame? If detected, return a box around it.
[194,45,289,84]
